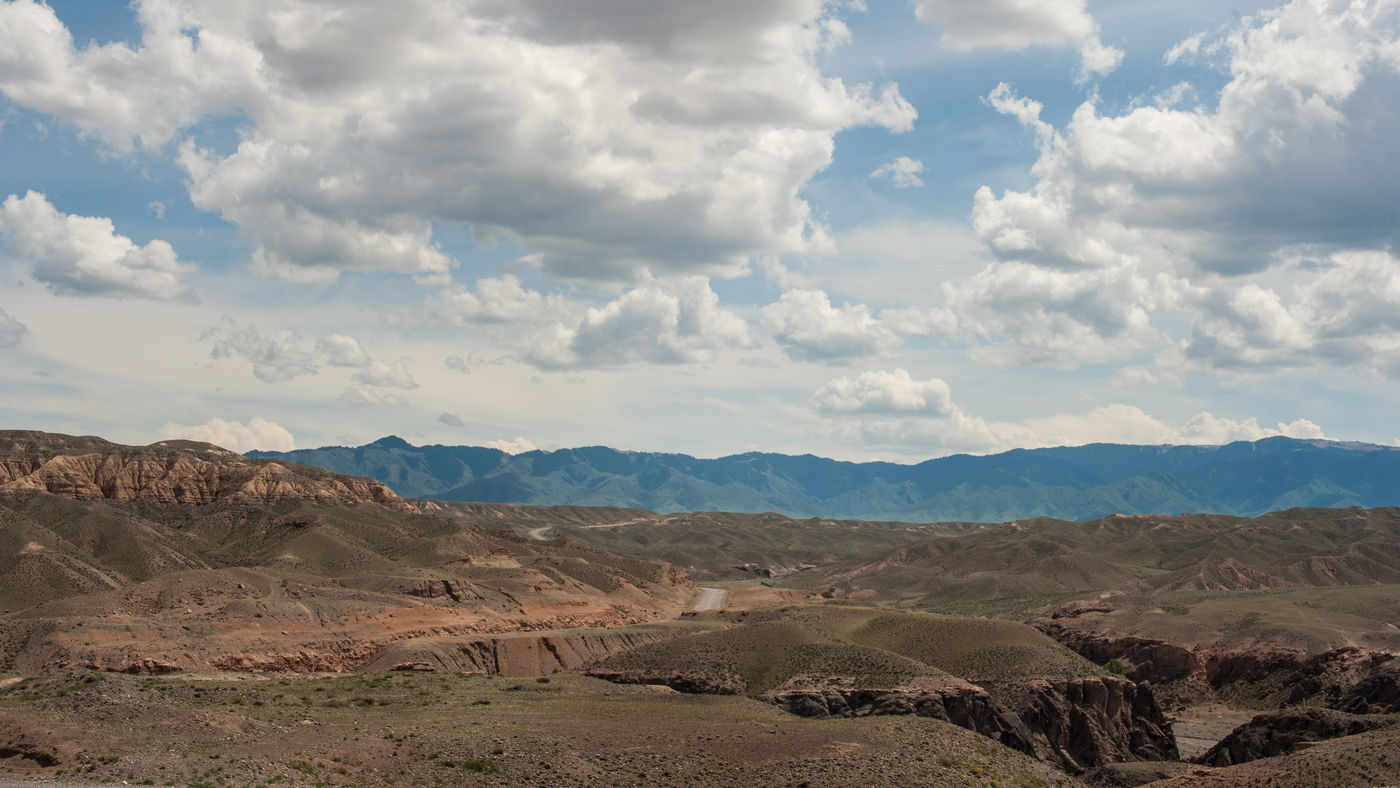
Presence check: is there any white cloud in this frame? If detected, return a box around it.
[317,334,370,367]
[975,3,1400,271]
[2,0,915,283]
[0,1,240,150]
[870,156,925,188]
[0,306,27,348]
[0,191,196,301]
[940,261,1157,368]
[755,256,812,290]
[529,277,753,369]
[1110,364,1179,390]
[812,368,954,415]
[814,369,1326,455]
[1180,250,1400,378]
[352,359,417,389]
[761,288,899,363]
[338,385,408,408]
[1163,32,1206,66]
[955,0,1400,374]
[207,322,317,383]
[396,275,565,327]
[913,0,1123,78]
[484,437,537,454]
[158,417,296,453]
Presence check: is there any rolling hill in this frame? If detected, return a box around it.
[0,431,692,675]
[252,435,1400,522]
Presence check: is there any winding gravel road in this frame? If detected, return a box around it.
[526,526,552,540]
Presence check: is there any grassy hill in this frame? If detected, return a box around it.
[589,605,1104,698]
[799,507,1400,651]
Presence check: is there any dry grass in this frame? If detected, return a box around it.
[0,670,1078,787]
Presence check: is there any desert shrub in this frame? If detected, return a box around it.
[461,757,498,774]
[1105,658,1126,675]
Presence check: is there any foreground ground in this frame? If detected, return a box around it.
[0,670,1076,787]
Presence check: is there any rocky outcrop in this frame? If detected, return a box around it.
[764,674,1176,773]
[763,677,1038,756]
[582,668,745,695]
[360,629,680,675]
[1035,619,1400,713]
[1334,657,1400,714]
[1198,708,1394,766]
[1034,619,1198,683]
[1011,676,1178,771]
[592,662,1176,774]
[0,431,408,509]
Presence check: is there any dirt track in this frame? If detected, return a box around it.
[693,587,727,611]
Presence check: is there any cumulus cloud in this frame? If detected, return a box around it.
[941,261,1158,368]
[158,417,295,453]
[1180,250,1400,378]
[815,369,1326,455]
[352,359,417,389]
[529,277,753,369]
[870,156,925,188]
[444,354,471,374]
[484,437,538,454]
[339,385,408,408]
[762,289,900,363]
[978,2,1400,267]
[0,191,196,301]
[950,0,1400,375]
[207,323,317,383]
[913,0,1123,78]
[0,306,27,348]
[209,325,424,396]
[317,334,370,367]
[812,369,954,415]
[438,412,464,427]
[755,257,812,290]
[395,275,565,327]
[2,0,914,283]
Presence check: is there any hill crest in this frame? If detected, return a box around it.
[249,435,1400,521]
[0,430,407,509]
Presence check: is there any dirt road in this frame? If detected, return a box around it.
[693,587,727,611]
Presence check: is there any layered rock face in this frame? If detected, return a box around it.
[0,431,407,509]
[766,675,1176,773]
[1011,676,1178,771]
[1035,618,1400,714]
[360,630,680,675]
[763,677,1037,755]
[1035,620,1198,684]
[1199,708,1395,766]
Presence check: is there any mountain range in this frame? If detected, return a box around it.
[249,436,1400,522]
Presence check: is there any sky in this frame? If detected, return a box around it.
[1,0,1398,461]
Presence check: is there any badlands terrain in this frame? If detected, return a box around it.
[2,430,1399,786]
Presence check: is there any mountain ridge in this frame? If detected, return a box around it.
[249,435,1400,522]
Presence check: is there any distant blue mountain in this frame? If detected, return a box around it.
[248,436,1400,522]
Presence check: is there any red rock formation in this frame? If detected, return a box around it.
[0,431,409,509]
[360,629,681,675]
